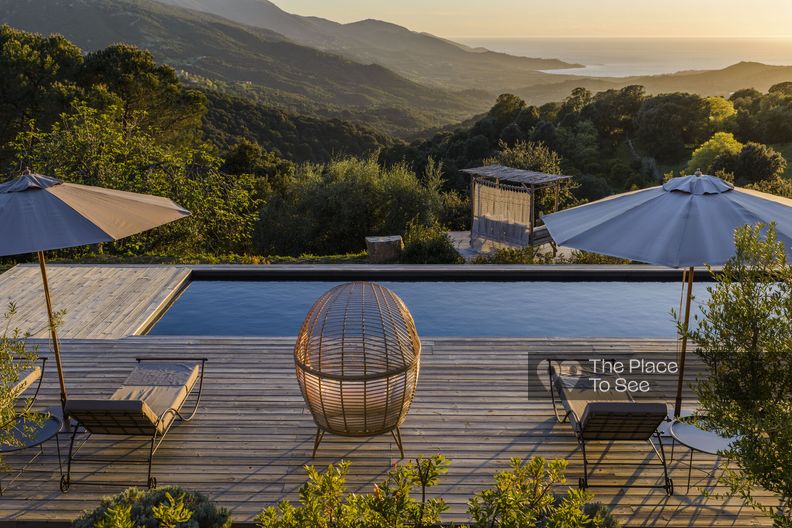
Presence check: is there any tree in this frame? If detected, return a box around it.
[703,96,736,133]
[768,81,792,97]
[689,224,792,528]
[635,93,709,161]
[487,140,561,175]
[0,25,83,159]
[80,45,207,147]
[711,142,787,186]
[14,104,259,255]
[256,157,446,256]
[686,132,743,175]
[488,94,526,128]
[485,140,579,214]
[583,85,645,144]
[558,87,592,124]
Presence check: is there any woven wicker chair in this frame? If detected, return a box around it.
[294,282,421,458]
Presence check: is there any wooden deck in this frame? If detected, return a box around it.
[0,265,190,339]
[0,337,771,527]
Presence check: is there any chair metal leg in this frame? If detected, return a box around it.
[652,431,673,496]
[312,428,324,458]
[61,424,80,492]
[146,433,158,489]
[391,427,405,459]
[577,433,589,490]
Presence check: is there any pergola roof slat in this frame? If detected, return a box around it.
[461,164,572,186]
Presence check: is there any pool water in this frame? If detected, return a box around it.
[147,281,709,337]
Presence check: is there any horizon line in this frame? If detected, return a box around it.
[447,35,792,40]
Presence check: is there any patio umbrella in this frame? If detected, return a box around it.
[542,172,792,417]
[0,172,190,410]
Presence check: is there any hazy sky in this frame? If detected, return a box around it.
[274,0,792,38]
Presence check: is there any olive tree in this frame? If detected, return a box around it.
[0,303,39,467]
[689,223,792,527]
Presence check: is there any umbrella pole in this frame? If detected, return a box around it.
[674,266,695,418]
[37,251,67,412]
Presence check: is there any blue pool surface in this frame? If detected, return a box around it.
[148,280,709,337]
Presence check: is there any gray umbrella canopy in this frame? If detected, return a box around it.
[543,174,792,268]
[0,172,190,410]
[0,173,190,256]
[543,173,792,417]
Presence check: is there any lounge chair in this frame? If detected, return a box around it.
[10,357,46,417]
[61,357,206,491]
[547,360,673,495]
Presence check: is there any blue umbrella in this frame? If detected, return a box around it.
[543,172,792,416]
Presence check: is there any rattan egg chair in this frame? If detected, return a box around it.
[294,281,421,458]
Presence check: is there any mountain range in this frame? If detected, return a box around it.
[0,0,493,135]
[156,0,581,90]
[2,0,792,138]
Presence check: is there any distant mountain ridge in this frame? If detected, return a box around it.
[0,0,491,135]
[155,0,582,90]
[514,61,792,104]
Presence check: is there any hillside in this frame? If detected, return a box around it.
[202,90,395,161]
[516,62,792,105]
[0,0,490,135]
[156,0,581,90]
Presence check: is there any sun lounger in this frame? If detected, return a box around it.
[8,357,46,418]
[61,357,206,491]
[548,360,673,495]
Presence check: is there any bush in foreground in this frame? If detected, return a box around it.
[256,456,619,528]
[72,486,231,528]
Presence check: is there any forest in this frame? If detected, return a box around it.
[2,25,791,262]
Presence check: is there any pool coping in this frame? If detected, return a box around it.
[187,263,719,281]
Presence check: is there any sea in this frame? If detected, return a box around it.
[455,37,792,77]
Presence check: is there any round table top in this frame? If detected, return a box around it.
[0,412,62,453]
[669,418,738,455]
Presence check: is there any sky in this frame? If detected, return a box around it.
[273,0,792,38]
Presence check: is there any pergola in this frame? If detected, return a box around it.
[461,165,571,248]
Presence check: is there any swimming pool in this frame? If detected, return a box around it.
[147,280,709,337]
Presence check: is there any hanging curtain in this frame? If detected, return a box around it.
[472,179,532,246]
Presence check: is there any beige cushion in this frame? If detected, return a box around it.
[67,362,200,435]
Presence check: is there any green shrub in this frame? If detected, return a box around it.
[401,221,463,264]
[73,486,231,528]
[468,457,609,528]
[256,455,450,528]
[472,246,554,264]
[582,502,621,528]
[559,250,631,265]
[688,223,792,527]
[1,302,41,468]
[256,157,447,256]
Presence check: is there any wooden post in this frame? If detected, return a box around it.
[674,267,695,418]
[470,176,476,246]
[528,185,535,245]
[37,251,67,410]
[554,182,560,212]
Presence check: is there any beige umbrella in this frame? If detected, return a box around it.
[0,172,190,410]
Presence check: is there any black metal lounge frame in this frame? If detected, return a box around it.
[60,357,207,491]
[547,360,674,496]
[7,357,47,422]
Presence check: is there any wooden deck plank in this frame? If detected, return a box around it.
[0,337,772,527]
[0,265,190,339]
